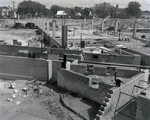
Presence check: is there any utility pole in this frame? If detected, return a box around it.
[13,1,16,24]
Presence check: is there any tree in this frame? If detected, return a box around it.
[17,1,49,18]
[50,5,60,17]
[74,6,82,13]
[95,2,114,18]
[68,9,75,18]
[125,1,141,18]
[82,7,90,18]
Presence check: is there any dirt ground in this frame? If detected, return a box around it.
[0,28,42,47]
[0,79,100,120]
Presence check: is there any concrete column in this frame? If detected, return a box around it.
[132,20,137,38]
[73,28,75,36]
[101,19,104,32]
[62,25,68,49]
[40,18,43,29]
[47,19,49,34]
[38,18,40,27]
[52,20,56,39]
[43,19,45,31]
[91,19,94,29]
[115,20,119,32]
[39,18,41,28]
[62,54,67,68]
[84,18,86,29]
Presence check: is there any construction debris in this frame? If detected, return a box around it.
[13,89,19,93]
[9,83,15,89]
[15,101,21,105]
[11,94,16,99]
[7,98,12,102]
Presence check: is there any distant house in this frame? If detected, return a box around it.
[141,11,150,19]
[56,11,67,18]
[75,12,82,19]
[0,6,15,18]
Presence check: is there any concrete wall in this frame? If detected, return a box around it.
[48,54,59,60]
[48,48,82,56]
[38,28,62,48]
[123,48,150,66]
[136,94,150,120]
[72,59,79,65]
[48,60,52,80]
[70,64,140,78]
[0,44,47,56]
[84,53,141,65]
[115,48,134,56]
[51,60,62,81]
[50,59,78,82]
[0,55,49,80]
[95,70,149,120]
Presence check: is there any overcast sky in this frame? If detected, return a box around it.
[0,0,150,10]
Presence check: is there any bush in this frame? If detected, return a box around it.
[25,22,35,29]
[141,35,146,38]
[13,23,24,28]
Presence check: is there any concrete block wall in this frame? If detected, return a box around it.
[95,70,149,120]
[136,94,150,120]
[0,55,49,80]
[70,64,140,78]
[84,53,141,65]
[57,68,114,104]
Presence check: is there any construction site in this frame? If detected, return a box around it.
[0,17,150,120]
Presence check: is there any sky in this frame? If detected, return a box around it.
[0,0,150,10]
